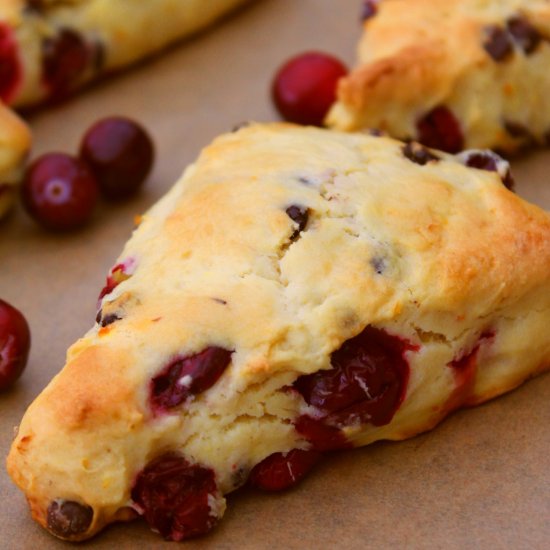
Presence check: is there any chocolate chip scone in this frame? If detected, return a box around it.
[0,0,253,108]
[0,101,30,218]
[326,0,550,154]
[7,123,550,542]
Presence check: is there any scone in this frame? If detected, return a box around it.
[0,101,30,218]
[0,0,253,108]
[326,0,550,154]
[7,123,550,542]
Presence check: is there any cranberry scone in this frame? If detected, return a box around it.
[7,123,550,542]
[0,0,253,108]
[326,0,550,154]
[0,101,30,217]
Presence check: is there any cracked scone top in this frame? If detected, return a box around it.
[327,0,550,154]
[0,0,252,107]
[7,123,550,542]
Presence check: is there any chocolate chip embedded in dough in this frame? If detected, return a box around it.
[47,500,93,538]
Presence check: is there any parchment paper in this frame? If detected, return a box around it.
[1,1,548,548]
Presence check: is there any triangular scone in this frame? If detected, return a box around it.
[0,101,30,218]
[326,0,550,154]
[7,124,550,542]
[0,0,252,108]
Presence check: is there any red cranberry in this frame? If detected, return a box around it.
[417,106,464,153]
[42,28,90,100]
[132,453,220,541]
[47,500,93,538]
[402,142,440,165]
[507,17,541,54]
[483,25,513,61]
[97,261,132,302]
[249,449,322,491]
[272,51,348,126]
[80,117,155,200]
[151,347,233,414]
[294,326,417,450]
[446,331,494,409]
[294,415,352,451]
[0,299,31,391]
[21,153,98,231]
[0,23,22,103]
[286,205,309,240]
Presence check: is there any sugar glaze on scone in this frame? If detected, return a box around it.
[327,0,550,154]
[0,0,253,108]
[0,101,30,218]
[7,123,550,541]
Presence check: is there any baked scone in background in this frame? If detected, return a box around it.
[0,0,254,108]
[327,0,550,154]
[7,124,550,542]
[0,101,30,218]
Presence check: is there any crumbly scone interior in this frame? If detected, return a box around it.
[7,123,550,540]
[326,0,550,152]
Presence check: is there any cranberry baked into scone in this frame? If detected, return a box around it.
[0,101,30,218]
[0,0,253,108]
[326,0,550,154]
[7,124,550,542]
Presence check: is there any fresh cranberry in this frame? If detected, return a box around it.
[97,262,132,302]
[416,106,464,153]
[42,28,90,100]
[294,326,417,450]
[446,332,494,409]
[360,0,380,21]
[294,415,352,451]
[402,142,440,165]
[0,299,31,391]
[483,25,513,61]
[461,150,514,190]
[80,117,155,200]
[47,500,93,538]
[249,449,322,491]
[507,17,541,54]
[151,347,233,414]
[132,453,220,541]
[0,23,22,103]
[272,51,348,126]
[286,205,309,240]
[21,153,98,231]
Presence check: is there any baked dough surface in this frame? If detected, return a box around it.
[7,123,550,540]
[327,0,550,153]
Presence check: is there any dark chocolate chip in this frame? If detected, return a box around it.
[47,500,93,538]
[507,16,541,54]
[286,205,309,241]
[483,25,513,61]
[370,257,386,275]
[504,120,532,139]
[402,142,440,165]
[95,309,121,327]
[461,150,515,190]
[361,0,379,21]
